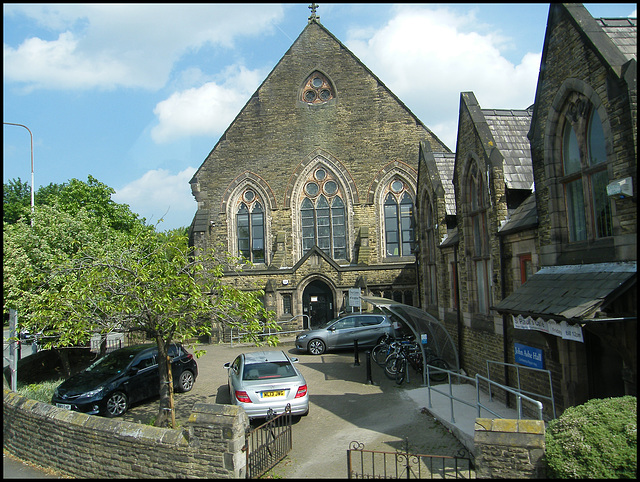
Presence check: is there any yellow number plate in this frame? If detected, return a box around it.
[262,390,284,398]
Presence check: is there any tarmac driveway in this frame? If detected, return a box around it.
[121,340,467,478]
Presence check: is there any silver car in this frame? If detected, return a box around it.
[224,350,309,420]
[295,313,395,355]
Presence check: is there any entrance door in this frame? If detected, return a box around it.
[303,280,334,329]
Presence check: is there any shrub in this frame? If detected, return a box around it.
[16,379,64,404]
[544,396,637,478]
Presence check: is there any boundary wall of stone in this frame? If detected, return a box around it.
[3,389,248,478]
[473,418,546,478]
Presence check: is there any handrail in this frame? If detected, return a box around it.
[425,365,545,423]
[475,374,544,420]
[486,360,556,419]
[229,315,309,346]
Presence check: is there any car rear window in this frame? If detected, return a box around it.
[243,361,296,380]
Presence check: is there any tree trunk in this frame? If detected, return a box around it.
[54,348,72,378]
[154,335,176,428]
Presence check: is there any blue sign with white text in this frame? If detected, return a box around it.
[514,343,544,369]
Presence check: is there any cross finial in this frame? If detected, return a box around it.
[308,3,319,23]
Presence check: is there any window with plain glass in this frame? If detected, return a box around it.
[560,105,612,241]
[384,189,415,257]
[237,201,265,263]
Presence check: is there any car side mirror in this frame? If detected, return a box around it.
[329,327,336,332]
[223,362,231,369]
[290,357,299,363]
[129,367,139,375]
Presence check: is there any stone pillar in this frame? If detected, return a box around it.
[473,418,546,478]
[187,403,249,478]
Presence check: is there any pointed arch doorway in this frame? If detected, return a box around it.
[303,280,334,329]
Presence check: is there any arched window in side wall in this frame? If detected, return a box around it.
[384,179,415,257]
[467,162,491,315]
[424,195,437,306]
[561,102,613,242]
[236,191,265,263]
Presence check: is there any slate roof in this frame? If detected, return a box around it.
[482,108,534,191]
[190,208,209,233]
[493,262,637,321]
[432,151,456,216]
[498,192,538,235]
[596,17,637,61]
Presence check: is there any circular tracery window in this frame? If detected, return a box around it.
[390,180,404,193]
[243,189,255,202]
[302,72,335,104]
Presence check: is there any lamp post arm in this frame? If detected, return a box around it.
[3,122,35,223]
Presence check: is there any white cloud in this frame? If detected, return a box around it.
[151,65,266,143]
[345,6,541,149]
[113,167,196,229]
[3,4,284,91]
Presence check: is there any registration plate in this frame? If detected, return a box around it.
[262,390,284,398]
[56,403,72,410]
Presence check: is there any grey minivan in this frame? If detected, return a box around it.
[295,313,395,355]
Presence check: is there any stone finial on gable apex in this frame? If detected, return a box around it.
[308,3,320,23]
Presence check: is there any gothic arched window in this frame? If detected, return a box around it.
[300,167,347,259]
[236,190,265,263]
[561,102,612,242]
[301,71,335,104]
[467,162,491,315]
[383,179,415,257]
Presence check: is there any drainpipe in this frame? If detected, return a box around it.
[498,234,511,407]
[454,247,463,369]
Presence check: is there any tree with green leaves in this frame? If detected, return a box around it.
[3,177,31,224]
[31,226,277,427]
[3,175,145,231]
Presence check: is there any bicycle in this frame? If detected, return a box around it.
[385,343,449,384]
[371,334,412,366]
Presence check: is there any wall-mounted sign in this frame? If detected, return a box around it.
[512,314,584,343]
[514,343,544,369]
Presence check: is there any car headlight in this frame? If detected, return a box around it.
[297,334,308,341]
[77,387,104,399]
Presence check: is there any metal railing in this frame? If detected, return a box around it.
[486,360,556,419]
[347,438,474,479]
[425,365,545,424]
[229,315,309,346]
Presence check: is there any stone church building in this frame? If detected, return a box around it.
[188,7,450,333]
[418,3,636,416]
[189,4,636,416]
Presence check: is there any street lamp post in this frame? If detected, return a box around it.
[3,122,34,225]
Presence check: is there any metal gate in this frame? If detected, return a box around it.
[347,439,475,479]
[245,404,293,478]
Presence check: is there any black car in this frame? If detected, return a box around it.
[51,343,198,417]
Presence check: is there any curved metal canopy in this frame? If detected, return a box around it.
[361,296,460,384]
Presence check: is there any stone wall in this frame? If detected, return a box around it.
[3,389,248,478]
[474,418,546,478]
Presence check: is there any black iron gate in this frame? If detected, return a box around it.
[245,404,293,478]
[347,439,475,479]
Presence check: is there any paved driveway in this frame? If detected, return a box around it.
[122,340,467,478]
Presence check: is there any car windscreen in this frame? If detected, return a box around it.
[320,318,339,329]
[243,361,297,380]
[86,350,138,374]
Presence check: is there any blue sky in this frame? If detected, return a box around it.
[4,3,636,231]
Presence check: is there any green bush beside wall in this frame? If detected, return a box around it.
[544,396,637,478]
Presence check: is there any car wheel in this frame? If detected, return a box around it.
[105,391,128,417]
[308,339,326,355]
[178,369,195,392]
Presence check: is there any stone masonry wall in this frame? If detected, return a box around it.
[3,389,248,478]
[474,418,546,478]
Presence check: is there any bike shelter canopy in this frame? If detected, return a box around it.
[361,296,460,382]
